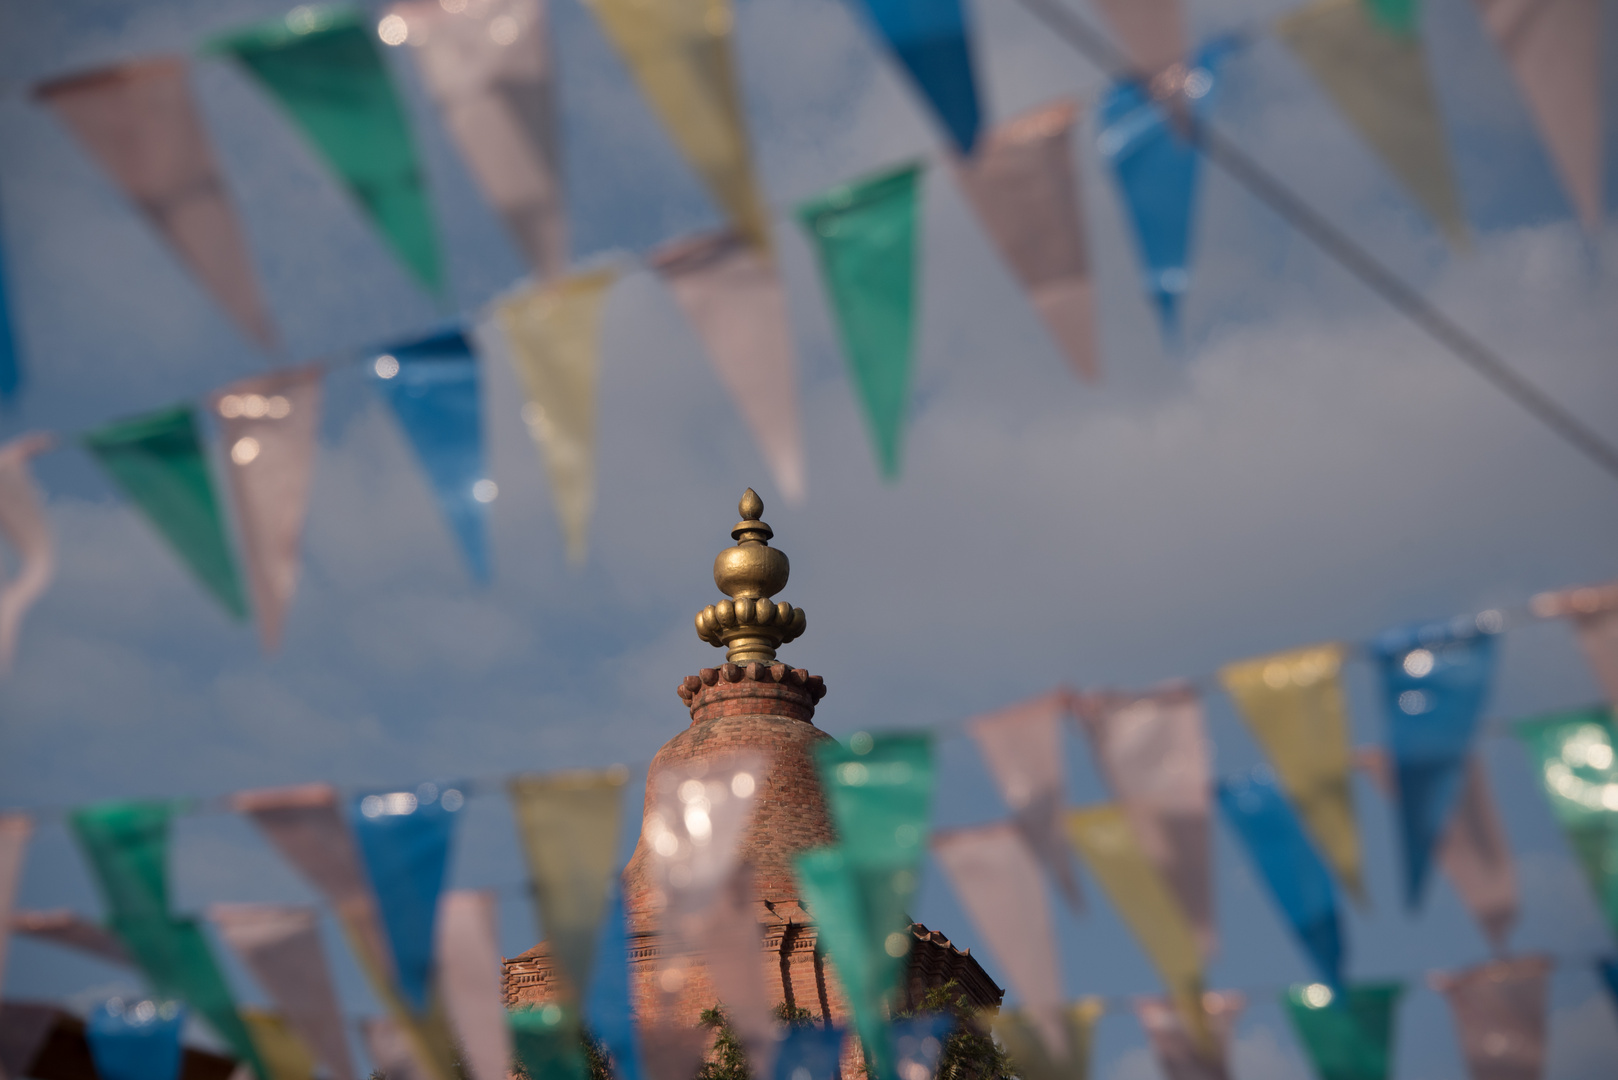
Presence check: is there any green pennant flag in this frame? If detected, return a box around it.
[509,1004,588,1080]
[71,802,265,1078]
[795,732,934,1080]
[206,6,442,293]
[796,164,923,480]
[1516,706,1618,936]
[1363,0,1418,37]
[1284,982,1402,1080]
[84,405,248,619]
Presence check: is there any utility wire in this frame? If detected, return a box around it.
[1010,0,1618,485]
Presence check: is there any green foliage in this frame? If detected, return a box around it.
[894,982,1017,1080]
[698,1007,751,1080]
[583,1031,613,1080]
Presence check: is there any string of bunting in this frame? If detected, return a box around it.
[1,0,1613,669]
[2,576,1618,1080]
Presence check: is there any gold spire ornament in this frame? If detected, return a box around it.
[695,489,806,663]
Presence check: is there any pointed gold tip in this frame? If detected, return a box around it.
[739,488,763,521]
[695,488,806,663]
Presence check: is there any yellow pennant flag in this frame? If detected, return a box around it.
[1275,0,1467,247]
[1065,805,1208,1048]
[1221,644,1364,900]
[243,1010,317,1080]
[584,0,770,250]
[508,768,627,1001]
[991,999,1104,1080]
[495,269,616,564]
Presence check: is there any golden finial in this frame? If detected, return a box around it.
[694,489,806,663]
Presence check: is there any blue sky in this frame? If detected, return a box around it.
[2,0,1618,1077]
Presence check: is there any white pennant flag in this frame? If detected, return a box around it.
[0,434,54,675]
[434,891,512,1080]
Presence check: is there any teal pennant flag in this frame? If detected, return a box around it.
[206,6,442,293]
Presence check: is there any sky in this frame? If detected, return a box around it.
[2,0,1618,1077]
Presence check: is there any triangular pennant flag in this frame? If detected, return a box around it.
[1134,991,1243,1080]
[772,1023,844,1080]
[86,1000,187,1080]
[1220,645,1363,900]
[510,1005,588,1080]
[991,1000,1103,1080]
[931,822,1066,1057]
[386,0,566,278]
[1064,805,1205,1041]
[1372,617,1498,908]
[639,753,773,1080]
[650,230,805,503]
[967,690,1083,909]
[1431,956,1552,1080]
[434,891,511,1080]
[241,1009,317,1080]
[0,814,31,985]
[1531,582,1618,710]
[1515,706,1618,938]
[210,368,321,652]
[83,405,248,620]
[955,100,1097,381]
[35,59,277,346]
[351,784,464,1012]
[637,1025,709,1080]
[1470,0,1603,230]
[0,205,20,400]
[890,1013,955,1080]
[1361,748,1518,950]
[207,8,442,291]
[362,1018,431,1080]
[1275,0,1468,246]
[0,1002,62,1080]
[0,434,56,675]
[799,732,934,1080]
[1091,0,1187,76]
[1216,769,1343,989]
[493,269,615,564]
[1599,958,1618,1015]
[851,0,982,154]
[371,331,492,581]
[584,0,769,249]
[1284,981,1402,1080]
[582,888,644,1080]
[1096,42,1228,334]
[507,769,626,1003]
[1072,684,1215,955]
[796,165,924,480]
[12,909,134,967]
[207,904,355,1080]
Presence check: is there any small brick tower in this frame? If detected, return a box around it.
[503,491,1001,1032]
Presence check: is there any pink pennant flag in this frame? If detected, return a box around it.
[1532,582,1618,710]
[362,1018,430,1080]
[1360,748,1519,951]
[208,903,355,1080]
[232,784,394,981]
[649,231,805,504]
[11,909,131,967]
[1470,0,1603,230]
[35,59,276,347]
[641,752,774,1079]
[0,434,55,676]
[1091,0,1187,78]
[211,367,322,652]
[966,689,1083,908]
[932,821,1067,1058]
[387,0,566,278]
[955,101,1097,382]
[1135,991,1244,1080]
[0,815,31,986]
[434,891,511,1080]
[1431,955,1552,1080]
[1073,684,1215,955]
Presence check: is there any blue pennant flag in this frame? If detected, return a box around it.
[853,0,982,154]
[584,887,644,1080]
[1373,616,1498,909]
[890,1013,955,1080]
[774,1023,845,1080]
[1097,41,1232,335]
[1600,958,1618,1014]
[1219,767,1343,990]
[371,330,491,581]
[352,784,463,1012]
[86,1000,187,1080]
[0,206,20,400]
